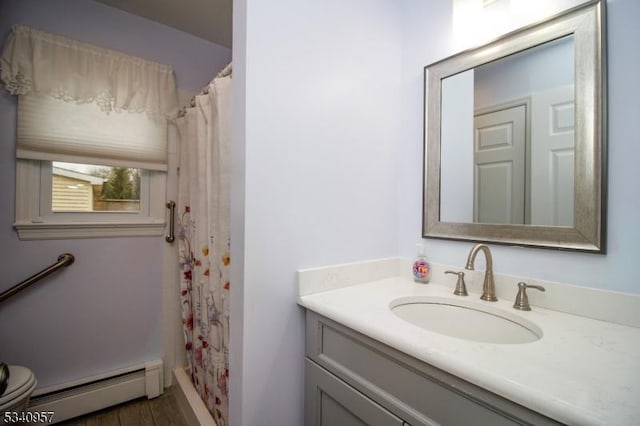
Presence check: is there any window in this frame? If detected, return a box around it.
[13,95,168,240]
[15,159,166,240]
[51,162,141,213]
[2,25,177,240]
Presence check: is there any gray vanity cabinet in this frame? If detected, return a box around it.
[306,359,404,426]
[304,310,563,426]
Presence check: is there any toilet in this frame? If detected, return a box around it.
[0,365,37,412]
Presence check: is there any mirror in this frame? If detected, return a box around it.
[441,36,575,226]
[423,0,606,252]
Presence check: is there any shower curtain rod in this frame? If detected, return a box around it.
[176,62,232,118]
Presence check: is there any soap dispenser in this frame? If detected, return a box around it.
[412,243,431,283]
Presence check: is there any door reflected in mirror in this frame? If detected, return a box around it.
[440,35,575,226]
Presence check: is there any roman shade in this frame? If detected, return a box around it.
[17,94,168,170]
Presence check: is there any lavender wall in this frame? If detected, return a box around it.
[0,0,230,389]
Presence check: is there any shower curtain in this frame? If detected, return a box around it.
[175,65,231,426]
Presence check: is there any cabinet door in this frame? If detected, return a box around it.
[305,359,405,426]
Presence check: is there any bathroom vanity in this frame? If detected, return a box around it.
[305,311,561,425]
[298,259,640,426]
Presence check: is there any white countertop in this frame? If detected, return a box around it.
[298,276,640,426]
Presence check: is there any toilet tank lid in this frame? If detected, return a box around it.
[0,366,36,404]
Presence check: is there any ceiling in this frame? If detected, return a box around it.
[95,0,232,48]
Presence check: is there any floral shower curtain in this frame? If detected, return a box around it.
[175,65,231,426]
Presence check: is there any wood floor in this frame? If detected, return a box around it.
[59,389,188,426]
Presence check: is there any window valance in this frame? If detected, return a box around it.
[0,24,178,120]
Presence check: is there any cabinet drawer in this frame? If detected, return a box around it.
[306,359,404,426]
[306,311,562,426]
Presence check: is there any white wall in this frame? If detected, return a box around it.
[232,0,403,424]
[398,0,454,260]
[0,0,230,390]
[474,36,574,109]
[398,0,640,295]
[452,0,588,51]
[440,70,474,222]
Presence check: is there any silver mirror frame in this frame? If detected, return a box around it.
[423,0,606,253]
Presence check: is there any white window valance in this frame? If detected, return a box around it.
[0,24,178,120]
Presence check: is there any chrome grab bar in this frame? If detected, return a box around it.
[166,201,176,243]
[0,253,74,304]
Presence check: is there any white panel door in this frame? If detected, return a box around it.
[474,105,526,224]
[530,85,575,226]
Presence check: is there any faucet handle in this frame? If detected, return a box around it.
[445,270,468,296]
[513,282,545,311]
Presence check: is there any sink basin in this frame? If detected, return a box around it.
[390,296,542,344]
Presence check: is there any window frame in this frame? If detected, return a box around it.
[15,159,166,240]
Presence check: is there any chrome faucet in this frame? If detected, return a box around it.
[465,243,497,301]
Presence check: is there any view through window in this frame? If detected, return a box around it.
[52,161,141,212]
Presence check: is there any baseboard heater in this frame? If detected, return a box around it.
[28,360,163,424]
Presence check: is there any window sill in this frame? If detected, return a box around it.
[14,220,166,240]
